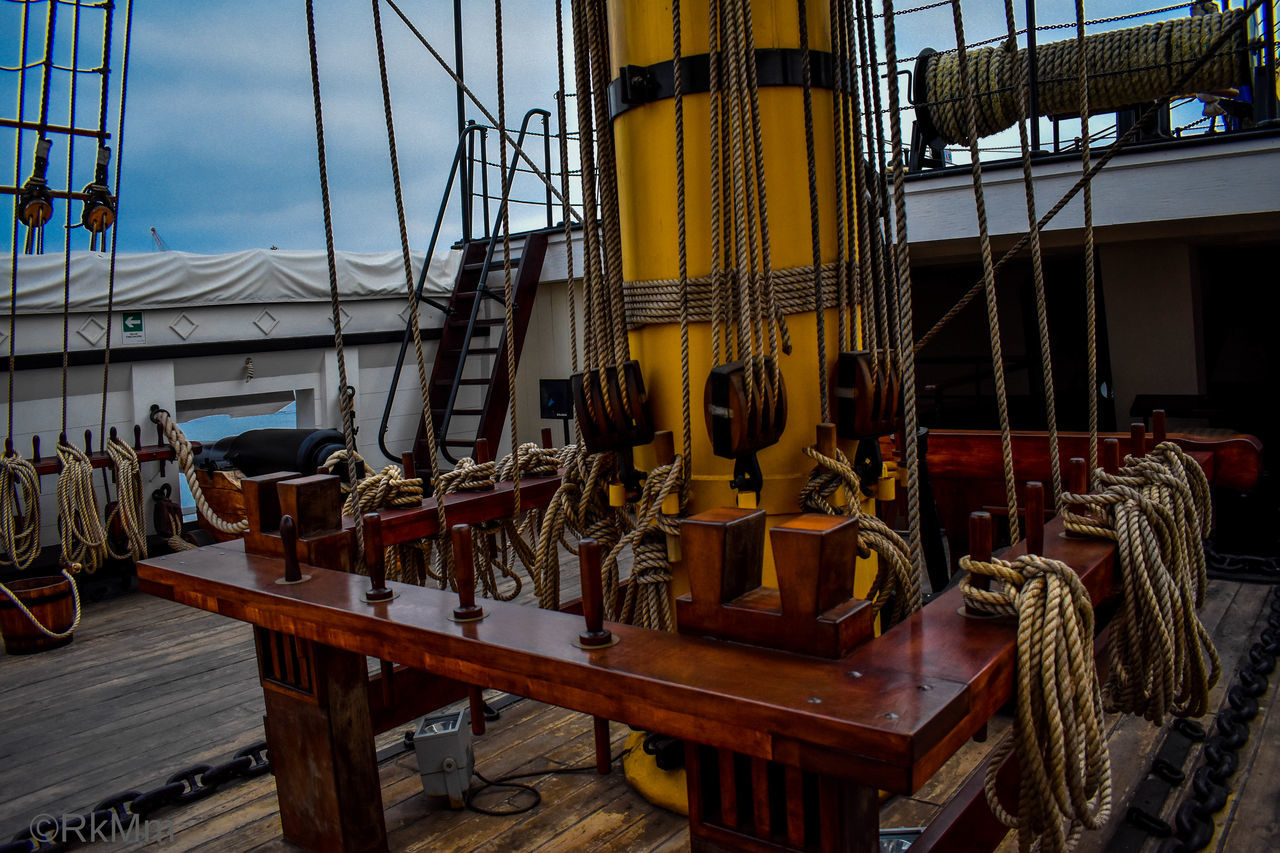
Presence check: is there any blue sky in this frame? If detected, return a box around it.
[2,1,1223,257]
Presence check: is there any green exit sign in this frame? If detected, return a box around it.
[122,312,145,344]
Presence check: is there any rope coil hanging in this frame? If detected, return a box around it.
[0,453,41,570]
[1061,442,1219,723]
[961,553,1112,853]
[56,441,108,572]
[105,435,146,560]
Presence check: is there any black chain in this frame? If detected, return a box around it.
[1157,590,1280,852]
[2,742,269,853]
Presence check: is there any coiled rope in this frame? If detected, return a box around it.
[0,453,41,569]
[961,553,1112,853]
[799,444,920,624]
[105,435,146,560]
[56,441,107,572]
[922,9,1246,145]
[533,443,622,611]
[1061,442,1219,723]
[151,407,249,535]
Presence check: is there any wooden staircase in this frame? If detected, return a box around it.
[414,230,550,467]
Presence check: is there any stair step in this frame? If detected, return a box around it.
[447,317,504,327]
[434,408,484,417]
[467,347,500,355]
[462,257,521,272]
[433,378,490,387]
[442,439,476,448]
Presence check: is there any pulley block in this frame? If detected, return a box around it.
[571,359,655,495]
[80,146,116,234]
[834,349,902,440]
[17,138,54,228]
[705,358,787,496]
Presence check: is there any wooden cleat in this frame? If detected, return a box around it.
[450,524,484,623]
[575,538,616,649]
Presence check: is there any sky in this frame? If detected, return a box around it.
[1,0,1228,258]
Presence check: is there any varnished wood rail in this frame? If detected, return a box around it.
[138,504,1121,852]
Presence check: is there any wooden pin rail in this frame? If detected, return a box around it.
[137,498,1123,853]
[7,429,192,477]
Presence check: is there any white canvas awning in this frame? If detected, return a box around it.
[2,247,460,312]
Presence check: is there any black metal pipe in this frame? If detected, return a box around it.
[1025,0,1040,151]
[453,0,467,237]
[543,112,553,227]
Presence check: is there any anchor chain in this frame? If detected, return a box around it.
[2,742,269,853]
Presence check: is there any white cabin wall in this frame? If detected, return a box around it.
[493,278,580,459]
[1100,241,1204,428]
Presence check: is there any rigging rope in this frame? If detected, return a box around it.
[151,408,248,535]
[880,0,926,596]
[961,553,1112,853]
[800,444,920,624]
[305,0,364,563]
[947,0,1021,545]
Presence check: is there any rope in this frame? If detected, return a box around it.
[56,441,107,573]
[0,453,41,570]
[948,0,1021,545]
[611,457,683,630]
[1002,0,1062,502]
[922,10,1246,146]
[623,262,846,328]
[305,0,364,562]
[340,464,423,518]
[151,408,249,535]
[961,554,1111,853]
[534,444,624,611]
[799,444,920,624]
[671,0,693,476]
[881,0,927,595]
[797,0,828,422]
[1074,0,1100,473]
[105,436,146,560]
[370,0,443,511]
[1060,443,1219,723]
[0,567,82,640]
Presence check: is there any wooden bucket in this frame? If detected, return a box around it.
[0,575,77,654]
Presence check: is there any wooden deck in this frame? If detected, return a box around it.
[2,574,1278,852]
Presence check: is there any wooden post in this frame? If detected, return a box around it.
[1101,438,1121,474]
[1153,409,1167,445]
[400,451,417,480]
[577,538,613,648]
[363,512,394,603]
[577,538,615,774]
[1130,423,1146,459]
[450,524,484,622]
[449,523,487,734]
[541,427,554,449]
[255,628,387,853]
[964,511,993,616]
[1068,457,1089,496]
[473,437,491,465]
[280,515,301,583]
[1025,482,1044,557]
[594,717,611,775]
